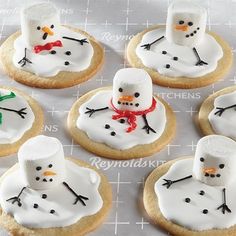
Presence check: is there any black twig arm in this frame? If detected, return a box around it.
[142,114,156,134]
[85,107,109,117]
[18,48,32,67]
[62,36,89,45]
[0,107,27,119]
[193,47,208,66]
[214,104,236,117]
[6,187,27,207]
[217,188,232,214]
[63,182,89,206]
[141,36,165,50]
[162,175,193,189]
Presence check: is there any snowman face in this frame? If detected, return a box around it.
[112,68,153,111]
[21,3,61,48]
[166,0,207,47]
[18,135,66,190]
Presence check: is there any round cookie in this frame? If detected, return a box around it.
[0,135,112,236]
[67,68,176,160]
[144,135,236,235]
[127,0,233,89]
[198,85,236,141]
[0,3,104,89]
[0,86,43,157]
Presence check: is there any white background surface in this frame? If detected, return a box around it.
[0,0,235,235]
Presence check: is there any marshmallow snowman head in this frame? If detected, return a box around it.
[166,0,207,47]
[21,3,61,48]
[192,135,236,186]
[112,68,153,111]
[18,135,66,190]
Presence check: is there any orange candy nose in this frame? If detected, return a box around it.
[203,167,217,174]
[118,95,134,102]
[175,24,189,32]
[42,26,54,36]
[43,170,56,176]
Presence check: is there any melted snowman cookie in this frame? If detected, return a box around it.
[0,135,112,235]
[0,86,43,157]
[68,68,176,159]
[0,3,104,88]
[127,0,232,88]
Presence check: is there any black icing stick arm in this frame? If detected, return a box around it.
[63,182,89,206]
[214,104,236,117]
[162,175,192,189]
[141,35,165,50]
[18,48,32,67]
[85,106,109,117]
[142,114,156,134]
[6,187,26,207]
[62,36,89,45]
[217,188,232,214]
[193,47,208,66]
[0,107,27,119]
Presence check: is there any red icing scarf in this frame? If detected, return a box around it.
[34,40,63,53]
[110,98,157,133]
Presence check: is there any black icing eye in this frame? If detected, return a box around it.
[119,88,123,92]
[48,164,53,168]
[134,92,140,98]
[36,166,42,171]
[188,22,193,26]
[200,157,205,162]
[179,20,184,25]
[219,164,225,169]
[50,24,54,29]
[37,26,41,30]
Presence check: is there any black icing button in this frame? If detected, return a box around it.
[202,209,208,214]
[64,61,70,66]
[197,27,200,30]
[199,190,205,196]
[36,177,40,181]
[33,203,39,209]
[119,119,125,124]
[42,194,47,199]
[105,124,110,129]
[185,198,191,203]
[173,57,178,61]
[166,64,170,69]
[50,209,55,214]
[110,131,116,136]
[162,50,167,54]
[18,203,22,207]
[50,50,56,54]
[65,51,71,55]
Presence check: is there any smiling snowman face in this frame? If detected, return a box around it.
[21,3,61,48]
[192,135,236,186]
[112,68,153,111]
[18,135,66,190]
[166,0,207,47]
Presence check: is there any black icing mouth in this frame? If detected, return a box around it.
[117,101,139,107]
[42,32,48,40]
[185,27,200,38]
[204,173,221,178]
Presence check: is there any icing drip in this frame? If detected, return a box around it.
[13,27,94,77]
[136,28,223,78]
[0,89,34,144]
[0,160,102,228]
[208,91,236,140]
[155,159,236,230]
[76,90,167,150]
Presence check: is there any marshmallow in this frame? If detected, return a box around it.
[166,0,207,47]
[21,3,61,48]
[192,135,236,186]
[18,135,66,190]
[112,68,153,111]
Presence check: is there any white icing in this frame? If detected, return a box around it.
[0,160,102,228]
[155,158,236,231]
[136,28,223,78]
[76,90,166,150]
[13,27,94,77]
[18,135,66,190]
[155,135,236,231]
[192,135,236,186]
[21,3,61,48]
[113,68,153,111]
[166,0,207,47]
[0,89,35,144]
[208,91,236,140]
